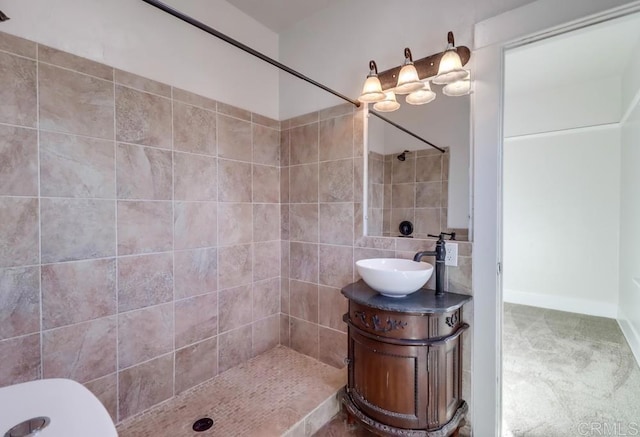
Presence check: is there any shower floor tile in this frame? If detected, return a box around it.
[116,346,346,437]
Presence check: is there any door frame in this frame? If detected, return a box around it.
[470,1,640,435]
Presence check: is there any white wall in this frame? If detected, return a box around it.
[618,36,640,363]
[504,75,622,137]
[0,0,280,118]
[503,126,621,317]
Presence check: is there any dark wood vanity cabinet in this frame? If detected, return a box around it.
[339,281,472,436]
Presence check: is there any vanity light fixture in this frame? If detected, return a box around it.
[358,60,386,103]
[395,48,424,94]
[357,31,471,112]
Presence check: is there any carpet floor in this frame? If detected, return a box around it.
[503,303,640,436]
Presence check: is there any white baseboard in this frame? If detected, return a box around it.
[503,288,618,319]
[618,311,640,368]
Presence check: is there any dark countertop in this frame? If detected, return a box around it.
[341,280,472,314]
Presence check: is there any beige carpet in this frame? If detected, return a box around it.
[502,303,640,436]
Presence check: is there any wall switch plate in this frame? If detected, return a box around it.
[445,242,458,267]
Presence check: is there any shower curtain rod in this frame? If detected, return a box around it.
[140,0,445,153]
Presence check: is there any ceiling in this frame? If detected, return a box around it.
[225,0,343,33]
[505,11,640,94]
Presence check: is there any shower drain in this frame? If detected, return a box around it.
[192,417,214,432]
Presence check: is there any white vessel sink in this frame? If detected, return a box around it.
[0,378,117,437]
[356,258,433,298]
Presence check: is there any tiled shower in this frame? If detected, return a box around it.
[1,29,473,428]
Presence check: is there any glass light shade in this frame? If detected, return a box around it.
[432,49,467,85]
[406,81,436,105]
[443,78,471,97]
[395,63,423,94]
[358,75,385,103]
[373,91,400,112]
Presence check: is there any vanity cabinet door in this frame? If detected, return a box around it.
[426,335,463,430]
[348,328,428,429]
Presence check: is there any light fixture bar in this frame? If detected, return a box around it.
[141,0,445,153]
[376,33,470,90]
[370,110,445,153]
[141,0,360,108]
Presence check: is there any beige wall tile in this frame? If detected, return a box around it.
[288,111,318,128]
[218,325,252,373]
[318,245,353,288]
[117,201,172,255]
[174,202,217,250]
[118,253,173,312]
[319,115,353,161]
[219,285,252,333]
[218,159,251,202]
[41,132,115,198]
[0,216,31,277]
[252,113,279,129]
[416,181,443,208]
[319,203,354,246]
[217,102,251,121]
[253,241,280,282]
[41,198,115,263]
[217,114,252,161]
[39,45,113,80]
[252,315,279,356]
[289,204,318,243]
[174,152,217,201]
[290,318,318,359]
[174,248,217,299]
[175,292,218,348]
[253,203,280,242]
[118,303,173,369]
[173,101,217,156]
[0,333,40,386]
[318,328,347,369]
[280,167,290,203]
[290,164,318,203]
[281,275,290,315]
[0,125,38,196]
[392,183,416,209]
[40,64,114,139]
[172,87,217,111]
[416,155,443,182]
[175,337,218,394]
[318,286,347,333]
[280,314,290,347]
[42,259,116,329]
[0,51,37,127]
[280,129,290,167]
[115,86,171,148]
[414,208,441,238]
[253,278,280,321]
[0,266,40,340]
[42,316,116,382]
[319,159,353,202]
[253,165,279,203]
[0,31,36,58]
[218,203,253,246]
[118,354,173,420]
[290,123,319,165]
[290,280,318,323]
[218,244,252,290]
[84,373,118,422]
[392,157,416,183]
[116,143,171,200]
[290,242,318,284]
[281,204,290,241]
[114,69,170,97]
[253,124,280,166]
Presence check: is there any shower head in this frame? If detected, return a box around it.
[397,150,409,161]
[0,10,10,22]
